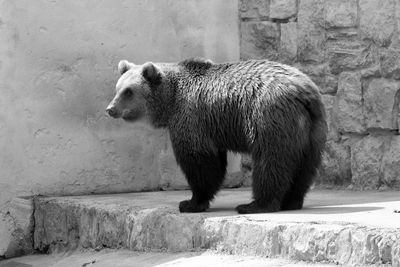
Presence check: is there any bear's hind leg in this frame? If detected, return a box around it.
[280,181,307,210]
[236,154,293,214]
[178,150,227,213]
[281,149,319,210]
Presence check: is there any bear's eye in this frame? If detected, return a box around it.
[123,89,133,98]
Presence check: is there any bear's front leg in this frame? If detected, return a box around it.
[173,148,227,213]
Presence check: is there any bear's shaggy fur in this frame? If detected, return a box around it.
[106,58,327,214]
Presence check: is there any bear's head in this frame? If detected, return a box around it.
[106,60,164,123]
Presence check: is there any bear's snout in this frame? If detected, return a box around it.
[106,106,119,118]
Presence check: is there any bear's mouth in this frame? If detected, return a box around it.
[122,109,142,122]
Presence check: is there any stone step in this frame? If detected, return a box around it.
[33,189,400,266]
[0,249,344,267]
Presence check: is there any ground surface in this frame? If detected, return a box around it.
[28,189,400,266]
[37,188,400,227]
[0,249,346,267]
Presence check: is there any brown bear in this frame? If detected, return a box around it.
[106,58,327,214]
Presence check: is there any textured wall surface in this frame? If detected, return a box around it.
[239,0,400,190]
[0,0,239,257]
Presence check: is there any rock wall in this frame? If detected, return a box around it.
[0,0,240,258]
[239,0,400,190]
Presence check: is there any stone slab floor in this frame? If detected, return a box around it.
[0,249,346,267]
[20,189,400,266]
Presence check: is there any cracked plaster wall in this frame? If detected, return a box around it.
[0,0,239,257]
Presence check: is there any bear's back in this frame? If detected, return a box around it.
[172,59,319,151]
[179,59,315,91]
[176,59,318,107]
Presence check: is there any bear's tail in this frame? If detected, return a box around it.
[306,92,327,168]
[295,83,328,163]
[281,85,327,210]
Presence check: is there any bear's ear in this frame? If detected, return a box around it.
[118,60,135,75]
[142,62,162,85]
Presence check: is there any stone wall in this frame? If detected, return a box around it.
[0,0,240,258]
[239,0,400,190]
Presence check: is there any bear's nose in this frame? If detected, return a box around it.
[106,107,117,117]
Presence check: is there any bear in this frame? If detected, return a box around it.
[106,58,327,214]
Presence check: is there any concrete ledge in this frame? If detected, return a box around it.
[33,189,400,266]
[0,197,34,258]
[0,249,353,267]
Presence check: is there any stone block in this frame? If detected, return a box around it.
[360,65,381,78]
[393,241,400,267]
[324,0,357,28]
[240,21,279,60]
[280,22,297,62]
[328,42,379,75]
[380,48,400,79]
[33,192,400,265]
[318,140,351,185]
[321,95,339,141]
[0,198,34,258]
[296,64,338,94]
[297,0,326,63]
[351,136,390,190]
[382,136,400,189]
[336,72,365,133]
[359,0,395,46]
[239,0,269,19]
[364,78,400,130]
[326,29,358,41]
[393,2,400,48]
[270,0,297,20]
[323,73,338,94]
